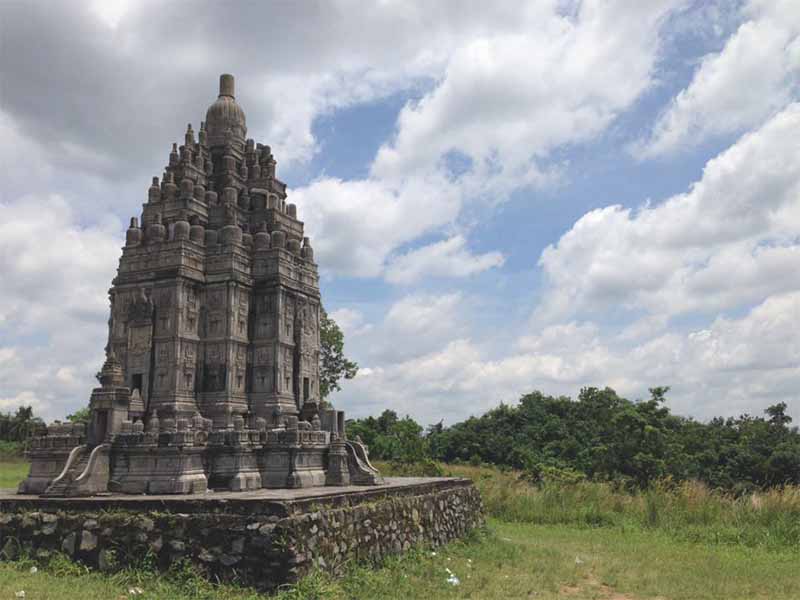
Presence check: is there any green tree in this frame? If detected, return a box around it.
[347,410,428,463]
[66,406,91,423]
[319,308,358,400]
[0,405,44,445]
[766,402,792,427]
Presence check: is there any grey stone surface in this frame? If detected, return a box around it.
[18,74,380,496]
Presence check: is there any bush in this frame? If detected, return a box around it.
[0,440,23,459]
[520,464,587,486]
[387,459,444,477]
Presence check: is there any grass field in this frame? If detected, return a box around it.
[1,461,799,599]
[0,459,27,489]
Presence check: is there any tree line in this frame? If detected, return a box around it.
[347,387,800,492]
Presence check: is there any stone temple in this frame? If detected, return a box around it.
[19,74,382,496]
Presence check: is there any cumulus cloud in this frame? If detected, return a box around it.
[7,0,666,190]
[0,195,120,419]
[637,0,800,157]
[376,293,468,363]
[333,102,800,425]
[293,174,461,278]
[328,308,372,338]
[291,0,682,278]
[337,292,800,425]
[2,0,445,177]
[538,104,800,322]
[373,0,679,186]
[1,0,684,286]
[385,235,504,284]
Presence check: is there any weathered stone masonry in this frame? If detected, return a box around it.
[18,73,382,498]
[0,478,484,591]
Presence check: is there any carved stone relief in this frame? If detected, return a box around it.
[203,363,226,392]
[129,327,152,354]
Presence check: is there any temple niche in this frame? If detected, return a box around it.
[19,74,381,497]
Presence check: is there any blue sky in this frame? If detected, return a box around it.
[1,0,798,425]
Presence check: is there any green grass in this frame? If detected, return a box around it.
[270,522,800,600]
[2,521,797,599]
[0,459,28,489]
[1,461,799,599]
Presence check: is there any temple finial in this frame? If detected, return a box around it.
[219,73,235,98]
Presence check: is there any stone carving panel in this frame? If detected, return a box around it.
[283,297,294,337]
[154,369,169,391]
[207,312,224,336]
[282,347,293,393]
[208,289,225,310]
[203,363,226,392]
[254,346,272,365]
[182,367,195,392]
[129,326,152,354]
[253,366,273,392]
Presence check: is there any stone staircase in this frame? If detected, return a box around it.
[42,444,109,497]
[345,440,384,485]
[42,446,90,497]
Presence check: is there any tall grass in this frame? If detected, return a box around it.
[378,462,800,550]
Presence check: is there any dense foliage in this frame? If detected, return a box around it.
[348,387,800,492]
[0,406,43,444]
[319,309,358,400]
[0,406,44,457]
[66,406,91,423]
[347,410,430,464]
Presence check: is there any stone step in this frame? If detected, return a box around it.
[42,450,91,497]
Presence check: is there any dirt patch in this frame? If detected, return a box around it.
[559,572,659,599]
[560,584,582,595]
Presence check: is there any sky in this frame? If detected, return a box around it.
[0,0,798,426]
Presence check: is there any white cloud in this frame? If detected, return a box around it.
[0,195,120,420]
[332,103,800,425]
[375,293,467,363]
[538,104,800,322]
[328,308,372,338]
[328,291,472,369]
[292,0,682,278]
[373,0,679,188]
[688,292,800,372]
[0,196,121,331]
[384,293,463,336]
[0,391,48,413]
[637,0,800,157]
[11,1,663,184]
[385,235,504,284]
[336,292,800,425]
[517,321,600,354]
[293,174,460,278]
[88,0,131,29]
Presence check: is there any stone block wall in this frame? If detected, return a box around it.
[0,478,483,591]
[282,481,483,578]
